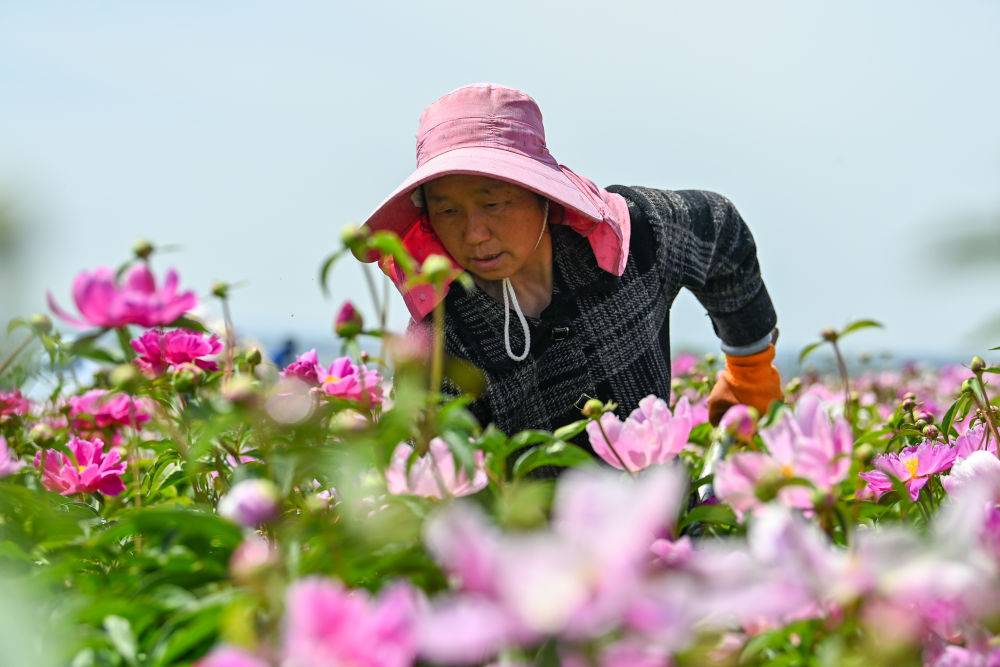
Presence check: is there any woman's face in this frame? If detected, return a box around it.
[423,174,548,280]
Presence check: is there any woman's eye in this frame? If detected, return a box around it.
[437,209,457,216]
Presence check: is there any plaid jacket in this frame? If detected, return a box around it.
[427,185,777,439]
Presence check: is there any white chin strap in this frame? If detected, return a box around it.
[502,200,548,362]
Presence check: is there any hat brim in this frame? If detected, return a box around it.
[360,146,603,255]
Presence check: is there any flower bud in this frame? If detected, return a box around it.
[245,347,262,367]
[962,379,977,394]
[28,313,53,335]
[110,363,141,391]
[222,376,258,406]
[971,356,987,374]
[333,301,364,339]
[820,328,839,343]
[914,419,928,431]
[211,281,230,299]
[719,404,758,442]
[902,392,917,402]
[229,534,278,583]
[581,398,605,418]
[29,422,54,443]
[901,396,916,412]
[922,424,940,440]
[915,410,933,424]
[421,254,453,283]
[132,239,154,260]
[340,224,369,250]
[218,479,280,527]
[703,353,718,365]
[171,366,200,392]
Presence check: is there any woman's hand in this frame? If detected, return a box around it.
[707,345,783,426]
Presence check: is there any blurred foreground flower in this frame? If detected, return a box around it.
[585,395,693,472]
[283,577,416,667]
[195,646,269,667]
[334,301,364,338]
[131,328,222,375]
[386,439,487,499]
[218,479,280,527]
[48,264,197,328]
[33,436,126,496]
[0,436,24,477]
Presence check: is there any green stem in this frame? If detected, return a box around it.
[429,292,445,403]
[972,375,1000,448]
[831,340,851,417]
[0,335,33,378]
[596,419,636,479]
[221,298,236,380]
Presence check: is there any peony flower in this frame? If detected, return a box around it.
[671,352,699,377]
[586,395,693,472]
[859,441,957,501]
[0,389,31,420]
[386,438,488,499]
[33,436,126,496]
[954,423,997,461]
[319,356,383,406]
[334,301,364,338]
[218,479,280,527]
[131,328,223,375]
[281,349,321,384]
[0,436,24,477]
[282,577,417,667]
[718,404,758,442]
[941,450,1000,496]
[229,535,279,583]
[48,264,197,329]
[68,389,151,431]
[194,646,269,667]
[714,395,852,514]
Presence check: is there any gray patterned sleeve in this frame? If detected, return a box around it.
[626,187,778,348]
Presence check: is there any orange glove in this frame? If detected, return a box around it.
[707,344,784,426]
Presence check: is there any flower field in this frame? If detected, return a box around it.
[1,233,998,667]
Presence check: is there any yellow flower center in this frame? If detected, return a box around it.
[77,465,87,473]
[323,375,341,384]
[780,463,795,478]
[903,456,919,479]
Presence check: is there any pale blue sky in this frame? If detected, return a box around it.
[2,0,999,360]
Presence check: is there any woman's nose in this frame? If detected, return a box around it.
[462,212,492,245]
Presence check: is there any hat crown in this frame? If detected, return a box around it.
[415,83,555,168]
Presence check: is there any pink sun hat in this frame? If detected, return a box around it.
[360,82,631,321]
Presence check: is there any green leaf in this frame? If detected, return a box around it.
[798,341,824,364]
[5,317,28,335]
[167,316,209,333]
[369,232,416,275]
[989,345,999,351]
[552,418,588,442]
[680,503,737,530]
[509,430,554,450]
[512,441,592,478]
[103,615,138,665]
[440,430,477,476]
[318,248,347,298]
[839,318,884,338]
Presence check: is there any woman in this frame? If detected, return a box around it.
[361,83,782,438]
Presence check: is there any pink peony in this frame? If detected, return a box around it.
[33,436,126,496]
[941,450,1000,496]
[280,350,383,406]
[719,404,758,442]
[0,436,24,477]
[195,646,269,667]
[48,264,197,329]
[586,395,693,472]
[229,535,279,583]
[714,395,852,514]
[0,389,31,420]
[334,301,364,338]
[68,389,151,441]
[283,577,417,667]
[386,438,488,499]
[859,441,958,501]
[218,479,280,527]
[671,352,699,377]
[319,356,383,406]
[954,424,997,461]
[131,328,223,375]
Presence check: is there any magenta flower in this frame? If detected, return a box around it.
[229,535,279,583]
[671,353,699,377]
[68,389,151,434]
[319,356,383,406]
[195,647,269,667]
[714,395,852,514]
[218,479,280,527]
[48,264,197,329]
[0,436,24,477]
[131,328,223,375]
[33,436,126,496]
[334,301,364,338]
[859,441,957,501]
[0,389,31,420]
[586,395,694,472]
[386,438,488,499]
[283,577,416,667]
[281,349,321,384]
